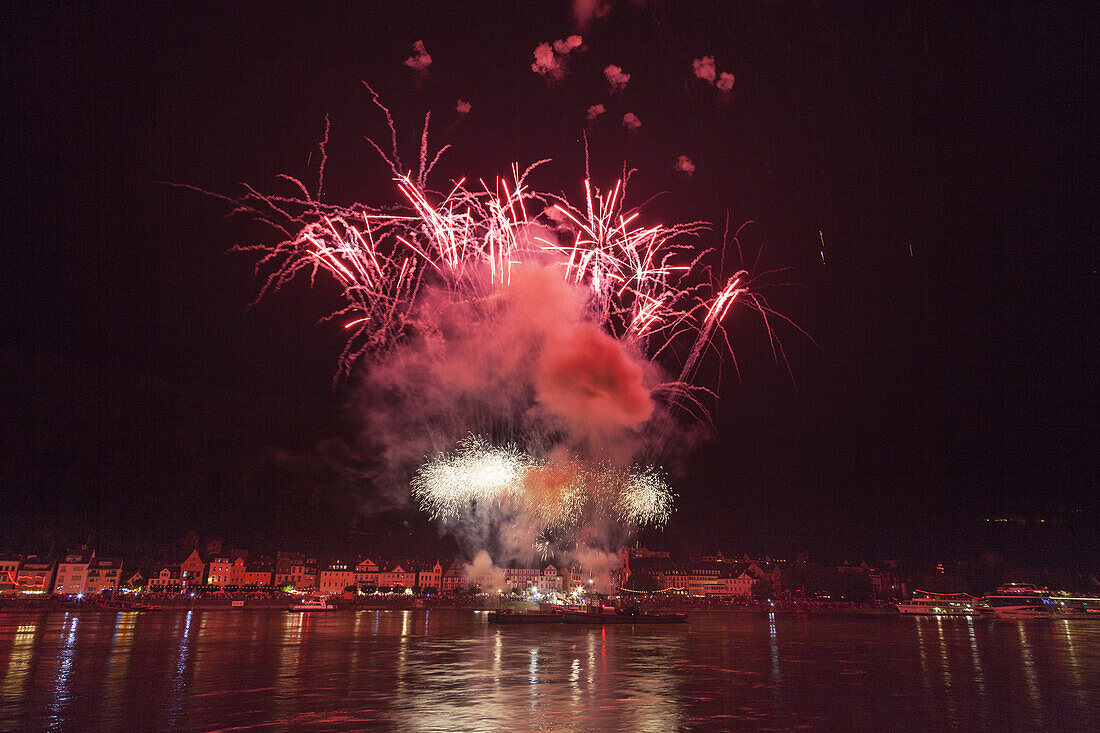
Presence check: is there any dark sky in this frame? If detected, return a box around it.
[2,2,1096,561]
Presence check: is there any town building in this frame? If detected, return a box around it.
[632,558,759,598]
[299,557,319,591]
[354,558,380,588]
[440,559,467,594]
[206,556,237,588]
[274,552,305,587]
[416,560,443,592]
[148,567,183,592]
[318,559,356,595]
[242,557,273,587]
[0,554,23,595]
[743,559,783,596]
[537,565,563,594]
[504,568,541,592]
[55,551,94,595]
[180,549,206,589]
[378,563,416,591]
[85,557,123,594]
[15,557,55,596]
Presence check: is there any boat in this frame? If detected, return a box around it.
[896,590,979,616]
[978,583,1057,619]
[1046,593,1100,619]
[488,608,563,624]
[288,596,336,612]
[560,604,687,624]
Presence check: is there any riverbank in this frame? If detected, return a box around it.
[1,595,898,615]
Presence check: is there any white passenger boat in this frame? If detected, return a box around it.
[288,596,335,612]
[978,583,1057,619]
[896,590,978,616]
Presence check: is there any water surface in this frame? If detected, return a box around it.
[1,609,1097,730]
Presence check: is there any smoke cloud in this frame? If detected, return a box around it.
[571,547,623,594]
[573,0,615,29]
[531,35,584,82]
[692,55,716,83]
[586,104,606,122]
[455,99,471,115]
[536,322,653,436]
[692,55,735,99]
[674,155,696,176]
[604,64,631,93]
[352,238,669,568]
[622,112,642,131]
[464,550,506,592]
[554,35,584,55]
[404,40,432,74]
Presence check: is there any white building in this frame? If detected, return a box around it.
[537,565,563,594]
[55,551,94,595]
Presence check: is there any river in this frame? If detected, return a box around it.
[1,609,1097,730]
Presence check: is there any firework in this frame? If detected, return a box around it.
[411,436,674,533]
[233,94,788,559]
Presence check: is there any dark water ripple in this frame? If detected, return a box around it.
[1,609,1097,731]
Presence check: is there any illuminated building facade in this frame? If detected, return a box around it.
[378,563,416,590]
[15,557,55,596]
[416,560,443,592]
[354,558,380,588]
[54,551,94,595]
[318,559,356,595]
[180,550,206,589]
[84,557,123,594]
[0,554,23,595]
[274,551,305,587]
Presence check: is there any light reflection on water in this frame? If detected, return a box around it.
[0,610,1098,730]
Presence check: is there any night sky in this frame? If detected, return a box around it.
[2,2,1095,562]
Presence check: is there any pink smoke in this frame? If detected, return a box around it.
[692,55,736,98]
[573,0,615,29]
[604,64,631,93]
[674,155,695,176]
[692,55,716,83]
[622,112,641,131]
[554,35,584,55]
[586,103,606,122]
[532,36,584,81]
[456,99,472,115]
[535,322,653,437]
[404,40,432,74]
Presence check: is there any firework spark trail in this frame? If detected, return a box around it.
[234,103,787,561]
[241,165,766,399]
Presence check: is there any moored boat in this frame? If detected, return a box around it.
[488,609,562,624]
[288,596,336,612]
[978,583,1056,619]
[1046,593,1100,619]
[560,604,687,624]
[896,590,978,616]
